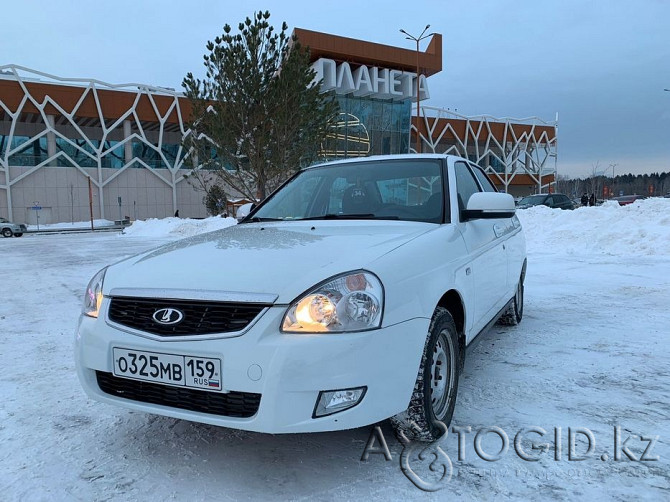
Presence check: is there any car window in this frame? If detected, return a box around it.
[252,159,444,223]
[545,196,554,205]
[454,161,481,212]
[264,175,322,219]
[470,164,497,192]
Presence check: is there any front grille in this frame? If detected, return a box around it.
[108,297,268,336]
[96,371,261,418]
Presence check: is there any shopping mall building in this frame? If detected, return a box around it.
[0,28,556,224]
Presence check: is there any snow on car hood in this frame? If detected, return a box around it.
[104,220,434,303]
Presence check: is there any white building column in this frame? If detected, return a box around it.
[123,120,132,163]
[47,115,57,165]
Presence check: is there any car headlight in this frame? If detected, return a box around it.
[83,267,107,318]
[282,271,383,333]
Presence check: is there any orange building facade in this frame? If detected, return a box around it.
[0,28,556,223]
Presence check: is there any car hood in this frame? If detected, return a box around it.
[104,221,435,303]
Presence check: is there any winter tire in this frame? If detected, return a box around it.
[498,275,524,326]
[2,228,13,238]
[391,307,460,442]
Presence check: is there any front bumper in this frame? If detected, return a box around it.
[75,301,430,433]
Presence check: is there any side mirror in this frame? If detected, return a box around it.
[461,192,516,221]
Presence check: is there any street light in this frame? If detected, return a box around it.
[607,163,617,198]
[400,25,436,153]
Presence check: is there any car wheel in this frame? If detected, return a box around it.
[2,228,13,238]
[13,233,23,237]
[391,307,460,442]
[498,276,524,326]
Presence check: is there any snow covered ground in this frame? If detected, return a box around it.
[1,200,668,501]
[26,219,118,231]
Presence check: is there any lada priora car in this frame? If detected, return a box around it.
[75,154,527,440]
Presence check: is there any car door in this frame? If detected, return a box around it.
[556,194,573,209]
[453,161,508,339]
[470,163,523,297]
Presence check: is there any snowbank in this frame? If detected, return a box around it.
[121,216,237,239]
[27,219,116,231]
[117,199,670,257]
[517,197,670,257]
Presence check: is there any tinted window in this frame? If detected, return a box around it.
[454,162,481,212]
[470,164,497,192]
[518,194,547,206]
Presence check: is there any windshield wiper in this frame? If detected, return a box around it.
[296,214,399,221]
[239,216,284,223]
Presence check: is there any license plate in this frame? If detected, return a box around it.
[112,347,222,392]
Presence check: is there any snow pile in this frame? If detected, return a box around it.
[27,219,116,230]
[117,200,670,257]
[121,216,237,238]
[517,197,670,256]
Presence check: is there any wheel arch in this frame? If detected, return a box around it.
[435,289,466,370]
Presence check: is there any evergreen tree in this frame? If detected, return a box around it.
[182,11,339,200]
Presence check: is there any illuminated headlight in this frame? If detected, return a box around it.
[282,271,383,333]
[82,267,107,318]
[313,387,367,417]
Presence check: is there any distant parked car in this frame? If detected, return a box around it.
[0,217,27,237]
[517,193,574,210]
[611,195,643,206]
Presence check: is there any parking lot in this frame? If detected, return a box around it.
[1,202,668,500]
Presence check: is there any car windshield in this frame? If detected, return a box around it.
[248,159,444,223]
[518,195,547,206]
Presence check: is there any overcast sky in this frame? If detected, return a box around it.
[3,0,669,177]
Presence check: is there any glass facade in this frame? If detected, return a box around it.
[132,142,169,169]
[321,95,411,160]
[1,94,411,171]
[488,154,505,173]
[1,135,48,166]
[0,132,182,169]
[1,97,411,170]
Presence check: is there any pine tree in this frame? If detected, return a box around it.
[182,11,339,200]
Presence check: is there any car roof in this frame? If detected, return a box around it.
[304,153,455,171]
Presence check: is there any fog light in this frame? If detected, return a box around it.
[313,387,367,418]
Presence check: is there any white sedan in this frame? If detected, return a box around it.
[75,154,526,440]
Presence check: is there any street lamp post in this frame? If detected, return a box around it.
[608,163,617,198]
[400,25,436,154]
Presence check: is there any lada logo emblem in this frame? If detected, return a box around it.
[152,308,184,325]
